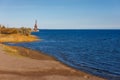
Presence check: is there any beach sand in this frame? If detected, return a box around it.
[0,44,105,80]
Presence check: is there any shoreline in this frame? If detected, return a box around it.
[0,43,105,80]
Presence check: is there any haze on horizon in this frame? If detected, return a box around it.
[0,0,120,29]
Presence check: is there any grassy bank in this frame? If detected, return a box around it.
[0,34,39,43]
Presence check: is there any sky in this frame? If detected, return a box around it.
[0,0,120,29]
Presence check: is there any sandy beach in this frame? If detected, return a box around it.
[0,44,105,80]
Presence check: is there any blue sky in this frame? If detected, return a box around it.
[0,0,120,29]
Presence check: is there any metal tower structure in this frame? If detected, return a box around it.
[34,20,38,32]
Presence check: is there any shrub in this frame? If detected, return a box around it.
[0,25,32,36]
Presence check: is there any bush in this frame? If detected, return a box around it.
[19,27,32,36]
[0,25,32,36]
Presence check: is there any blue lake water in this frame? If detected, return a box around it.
[6,30,120,80]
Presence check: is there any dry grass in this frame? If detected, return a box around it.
[11,46,55,60]
[0,44,23,57]
[0,34,39,43]
[0,44,54,60]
